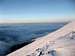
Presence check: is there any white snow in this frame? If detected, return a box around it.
[7,21,75,56]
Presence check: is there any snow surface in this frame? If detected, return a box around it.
[7,21,75,56]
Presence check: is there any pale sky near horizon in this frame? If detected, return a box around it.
[0,0,75,23]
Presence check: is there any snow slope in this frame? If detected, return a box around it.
[7,21,75,56]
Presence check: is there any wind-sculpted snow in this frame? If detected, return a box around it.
[26,31,75,56]
[0,23,65,56]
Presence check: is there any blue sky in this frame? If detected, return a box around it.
[0,0,75,23]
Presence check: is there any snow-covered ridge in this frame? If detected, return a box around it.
[7,21,75,56]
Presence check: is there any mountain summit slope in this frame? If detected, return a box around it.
[7,21,75,56]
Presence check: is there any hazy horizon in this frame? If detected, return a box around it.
[0,0,75,23]
[0,18,73,23]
